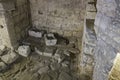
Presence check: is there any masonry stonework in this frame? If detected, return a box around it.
[30,0,86,37]
[0,0,31,48]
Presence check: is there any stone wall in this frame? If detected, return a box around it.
[93,0,120,80]
[30,0,86,37]
[0,0,31,48]
[10,0,31,42]
[80,0,96,79]
[0,3,12,47]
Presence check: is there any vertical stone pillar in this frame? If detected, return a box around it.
[0,2,13,48]
[0,0,31,49]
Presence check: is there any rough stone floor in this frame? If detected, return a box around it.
[0,36,81,80]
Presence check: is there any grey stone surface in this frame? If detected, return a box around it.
[96,0,117,17]
[92,0,119,80]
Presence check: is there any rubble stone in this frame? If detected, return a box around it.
[0,45,6,51]
[38,66,49,74]
[0,62,7,71]
[45,33,57,46]
[58,71,72,80]
[54,49,64,63]
[18,45,31,57]
[31,62,44,72]
[40,74,51,80]
[49,71,58,80]
[28,29,45,38]
[1,51,19,64]
[43,47,56,57]
[68,48,79,54]
[50,62,61,70]
[35,47,43,55]
[63,50,71,56]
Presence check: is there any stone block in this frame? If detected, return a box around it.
[1,51,19,64]
[44,33,57,46]
[18,45,31,57]
[28,29,45,38]
[38,66,49,74]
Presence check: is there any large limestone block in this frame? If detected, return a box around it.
[18,45,31,57]
[28,29,45,38]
